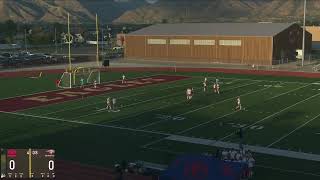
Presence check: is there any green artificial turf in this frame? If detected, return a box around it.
[1,71,320,179]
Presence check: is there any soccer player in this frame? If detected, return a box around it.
[213,83,217,93]
[215,78,219,84]
[93,80,97,88]
[216,83,220,94]
[106,97,112,110]
[122,73,126,84]
[235,97,242,110]
[203,77,207,92]
[80,78,84,88]
[186,88,192,100]
[55,79,61,88]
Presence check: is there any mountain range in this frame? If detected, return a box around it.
[0,0,320,24]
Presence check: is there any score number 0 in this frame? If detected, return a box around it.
[8,160,54,171]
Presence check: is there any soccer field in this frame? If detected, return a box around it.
[1,70,320,179]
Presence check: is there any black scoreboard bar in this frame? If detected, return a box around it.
[0,148,55,179]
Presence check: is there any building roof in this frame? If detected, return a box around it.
[306,26,320,42]
[128,23,295,37]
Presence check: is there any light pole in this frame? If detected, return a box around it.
[302,0,306,67]
[24,29,27,52]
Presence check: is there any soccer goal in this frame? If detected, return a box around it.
[87,69,101,84]
[58,71,72,89]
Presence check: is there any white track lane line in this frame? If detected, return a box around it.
[0,74,161,101]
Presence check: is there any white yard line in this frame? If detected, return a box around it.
[177,80,262,116]
[40,79,205,116]
[0,110,172,136]
[177,83,308,134]
[70,79,248,121]
[142,82,311,147]
[219,91,320,141]
[267,113,320,147]
[138,81,267,129]
[192,75,310,85]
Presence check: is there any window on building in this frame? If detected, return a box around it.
[194,40,215,46]
[147,39,166,45]
[169,39,190,45]
[219,40,242,46]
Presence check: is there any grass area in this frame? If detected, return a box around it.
[1,71,320,179]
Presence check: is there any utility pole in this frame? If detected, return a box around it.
[54,27,57,54]
[302,0,306,67]
[24,29,27,52]
[101,26,104,61]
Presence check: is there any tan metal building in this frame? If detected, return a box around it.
[124,23,312,65]
[306,26,320,50]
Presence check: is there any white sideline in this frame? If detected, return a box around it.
[267,112,320,147]
[134,159,320,177]
[166,135,320,162]
[0,110,172,136]
[219,91,320,141]
[179,83,312,134]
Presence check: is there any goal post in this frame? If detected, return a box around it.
[58,72,72,89]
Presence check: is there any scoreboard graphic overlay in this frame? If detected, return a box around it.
[0,148,55,179]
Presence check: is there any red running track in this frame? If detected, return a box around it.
[0,75,189,112]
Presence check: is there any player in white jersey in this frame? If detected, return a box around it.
[106,97,112,110]
[186,88,193,100]
[235,97,242,110]
[203,81,207,92]
[213,83,217,93]
[93,80,97,88]
[122,73,126,84]
[216,83,220,94]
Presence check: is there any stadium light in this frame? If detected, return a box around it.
[302,0,306,67]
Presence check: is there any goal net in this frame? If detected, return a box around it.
[87,69,101,84]
[73,67,91,86]
[58,72,72,89]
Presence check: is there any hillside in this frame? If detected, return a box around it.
[0,0,94,23]
[1,0,320,24]
[0,0,144,24]
[114,0,320,24]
